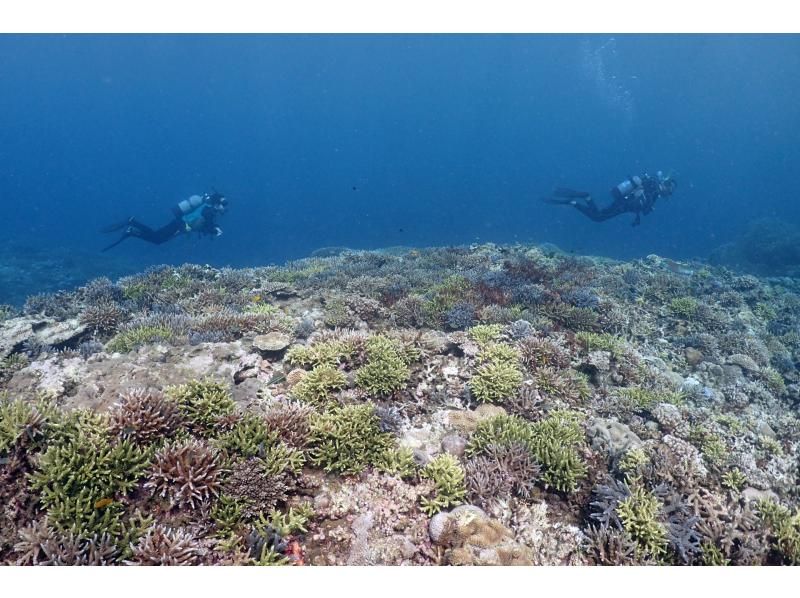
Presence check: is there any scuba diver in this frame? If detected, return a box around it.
[101,191,228,251]
[543,171,677,226]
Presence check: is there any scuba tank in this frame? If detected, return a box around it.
[172,194,205,219]
[172,194,208,231]
[613,175,643,200]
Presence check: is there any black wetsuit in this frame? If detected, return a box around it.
[546,175,666,226]
[102,203,222,251]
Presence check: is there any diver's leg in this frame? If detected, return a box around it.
[147,220,183,244]
[573,202,604,221]
[553,188,592,200]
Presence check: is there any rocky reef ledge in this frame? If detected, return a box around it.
[1,243,800,566]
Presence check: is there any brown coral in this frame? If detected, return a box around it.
[465,442,541,507]
[145,439,226,509]
[128,524,202,565]
[108,388,184,445]
[14,518,118,565]
[223,457,290,518]
[263,401,314,449]
[80,301,125,335]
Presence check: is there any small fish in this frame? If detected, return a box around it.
[267,372,287,385]
[94,498,114,510]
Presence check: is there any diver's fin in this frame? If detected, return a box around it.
[542,196,577,205]
[101,232,131,252]
[553,188,591,199]
[100,218,133,233]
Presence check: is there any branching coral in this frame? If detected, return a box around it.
[262,401,314,449]
[616,485,669,559]
[0,397,51,454]
[128,524,202,565]
[14,517,120,565]
[166,378,236,433]
[223,457,290,518]
[517,334,571,371]
[307,404,392,475]
[145,439,226,509]
[28,412,151,536]
[465,442,540,507]
[80,301,125,336]
[467,411,587,493]
[290,364,347,405]
[354,335,411,396]
[108,388,183,445]
[106,324,173,353]
[419,453,467,515]
[285,338,356,369]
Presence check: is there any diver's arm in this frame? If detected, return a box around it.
[631,212,641,227]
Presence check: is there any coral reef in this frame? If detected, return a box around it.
[1,241,799,566]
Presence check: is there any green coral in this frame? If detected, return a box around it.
[668,297,698,319]
[212,494,245,534]
[375,446,418,479]
[244,302,281,316]
[291,364,347,404]
[758,434,783,456]
[468,324,504,346]
[0,396,54,454]
[419,453,467,515]
[285,339,355,369]
[618,447,650,481]
[477,342,521,365]
[466,411,587,493]
[260,441,305,477]
[756,500,800,565]
[307,404,393,475]
[213,414,279,458]
[575,331,625,356]
[616,485,668,559]
[617,387,684,412]
[106,325,173,353]
[721,468,747,492]
[28,412,151,537]
[257,503,315,536]
[469,359,524,403]
[761,366,786,396]
[700,541,730,566]
[354,335,411,396]
[166,378,236,433]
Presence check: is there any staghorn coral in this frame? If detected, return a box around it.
[290,364,347,405]
[166,378,236,433]
[80,301,125,335]
[584,524,641,565]
[212,413,279,458]
[616,485,669,560]
[262,401,314,449]
[128,524,202,565]
[419,453,467,516]
[108,388,183,445]
[0,397,52,454]
[518,334,571,371]
[467,411,587,494]
[224,458,290,519]
[464,442,540,507]
[145,439,226,509]
[354,335,411,396]
[307,404,393,475]
[14,517,120,565]
[28,412,151,537]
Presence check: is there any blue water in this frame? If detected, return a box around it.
[2,34,799,303]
